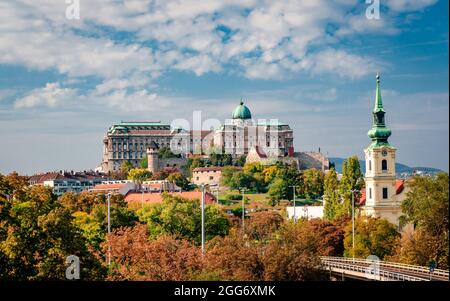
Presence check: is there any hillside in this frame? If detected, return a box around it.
[329,157,443,175]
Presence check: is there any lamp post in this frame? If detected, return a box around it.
[289,185,298,223]
[240,187,247,235]
[350,189,358,260]
[107,192,111,266]
[200,184,208,255]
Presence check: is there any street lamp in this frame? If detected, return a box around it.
[200,184,206,255]
[350,189,359,261]
[239,187,247,234]
[107,191,111,266]
[289,185,298,223]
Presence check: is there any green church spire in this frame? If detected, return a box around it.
[367,73,393,149]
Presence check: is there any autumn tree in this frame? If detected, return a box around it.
[343,216,399,259]
[245,211,284,242]
[127,168,152,183]
[261,223,328,281]
[397,173,449,269]
[0,185,105,280]
[106,225,203,280]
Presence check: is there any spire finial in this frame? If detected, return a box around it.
[376,72,380,83]
[240,97,244,105]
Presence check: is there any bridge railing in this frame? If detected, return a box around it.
[321,258,426,281]
[320,256,449,280]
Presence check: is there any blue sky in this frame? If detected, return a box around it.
[0,0,448,175]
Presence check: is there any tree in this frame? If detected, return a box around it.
[59,191,126,214]
[127,168,152,183]
[343,216,399,259]
[268,178,289,206]
[158,146,180,158]
[398,173,449,269]
[337,156,363,218]
[323,168,340,221]
[245,211,284,242]
[136,193,231,245]
[0,171,29,200]
[229,172,255,191]
[120,160,133,176]
[302,218,345,256]
[220,166,241,188]
[140,156,148,169]
[388,229,446,269]
[234,155,247,166]
[105,225,203,281]
[0,185,105,280]
[204,229,263,280]
[167,172,190,190]
[260,223,328,280]
[301,169,324,200]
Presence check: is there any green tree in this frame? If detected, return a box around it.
[323,168,340,221]
[120,160,133,176]
[140,156,148,169]
[136,193,231,245]
[234,155,247,167]
[268,178,289,206]
[127,168,152,183]
[343,216,399,259]
[167,172,190,190]
[158,146,180,158]
[337,156,363,218]
[398,173,449,269]
[301,169,324,200]
[220,166,241,188]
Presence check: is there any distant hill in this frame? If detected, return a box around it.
[329,157,443,175]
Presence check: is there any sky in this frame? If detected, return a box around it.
[0,0,448,175]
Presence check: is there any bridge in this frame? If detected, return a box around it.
[321,256,449,281]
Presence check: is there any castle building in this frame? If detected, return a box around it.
[360,74,404,226]
[100,121,206,172]
[213,101,295,157]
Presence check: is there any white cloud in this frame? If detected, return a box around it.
[14,83,77,109]
[0,0,440,114]
[385,0,438,12]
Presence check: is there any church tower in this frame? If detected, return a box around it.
[361,74,401,226]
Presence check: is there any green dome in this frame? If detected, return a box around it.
[232,101,252,119]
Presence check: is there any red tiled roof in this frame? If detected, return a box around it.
[125,191,215,204]
[359,179,404,206]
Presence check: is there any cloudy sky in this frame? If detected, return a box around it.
[0,0,448,175]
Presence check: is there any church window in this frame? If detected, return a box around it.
[382,188,388,199]
[369,160,372,171]
[382,159,388,171]
[369,188,372,199]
